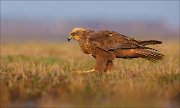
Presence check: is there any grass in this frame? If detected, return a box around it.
[0,41,180,108]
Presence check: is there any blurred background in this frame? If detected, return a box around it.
[1,1,179,43]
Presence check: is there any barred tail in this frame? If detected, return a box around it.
[135,49,164,62]
[139,40,162,46]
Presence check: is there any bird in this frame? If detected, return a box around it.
[67,27,164,73]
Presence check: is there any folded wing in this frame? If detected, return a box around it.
[87,31,143,51]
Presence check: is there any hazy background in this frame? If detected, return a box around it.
[1,1,179,43]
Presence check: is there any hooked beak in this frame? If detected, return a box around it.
[67,35,72,41]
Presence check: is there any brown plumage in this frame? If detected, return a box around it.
[67,27,164,72]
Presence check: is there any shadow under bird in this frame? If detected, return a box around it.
[67,27,164,73]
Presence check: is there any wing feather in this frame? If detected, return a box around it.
[87,31,142,51]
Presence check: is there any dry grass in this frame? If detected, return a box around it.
[0,41,180,108]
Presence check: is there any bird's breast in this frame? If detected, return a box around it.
[79,41,91,54]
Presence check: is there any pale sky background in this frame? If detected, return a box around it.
[1,1,179,29]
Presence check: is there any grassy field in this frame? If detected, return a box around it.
[0,41,180,108]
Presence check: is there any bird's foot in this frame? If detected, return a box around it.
[75,69,95,74]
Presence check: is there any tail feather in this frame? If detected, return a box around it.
[134,49,164,62]
[140,46,158,51]
[139,40,162,46]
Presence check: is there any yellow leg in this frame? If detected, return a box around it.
[75,69,95,74]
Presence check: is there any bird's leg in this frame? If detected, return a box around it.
[76,69,95,74]
[94,56,107,73]
[105,60,114,72]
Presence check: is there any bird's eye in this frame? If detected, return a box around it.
[71,33,75,36]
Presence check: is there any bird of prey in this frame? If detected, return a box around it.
[67,27,164,73]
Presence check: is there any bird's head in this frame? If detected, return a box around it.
[67,27,87,41]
